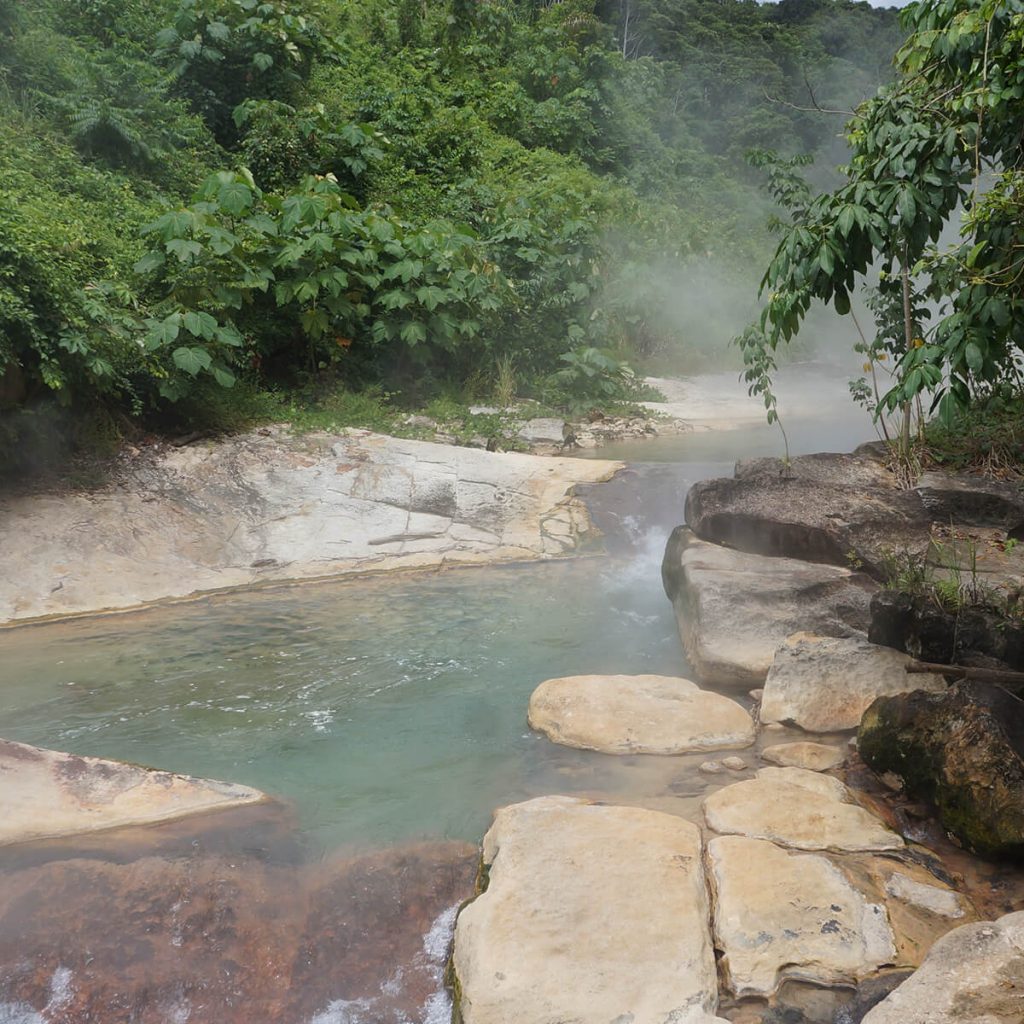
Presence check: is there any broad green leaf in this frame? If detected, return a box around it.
[167,238,203,262]
[172,346,212,375]
[218,181,253,215]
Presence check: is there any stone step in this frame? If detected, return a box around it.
[451,795,728,1024]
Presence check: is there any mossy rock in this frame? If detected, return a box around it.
[858,683,1024,859]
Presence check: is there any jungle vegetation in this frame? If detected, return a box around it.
[0,0,910,471]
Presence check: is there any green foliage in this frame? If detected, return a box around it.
[744,0,1024,436]
[0,0,909,466]
[546,346,649,407]
[156,0,333,142]
[134,169,510,391]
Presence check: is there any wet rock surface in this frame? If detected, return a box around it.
[527,674,755,755]
[859,682,1024,858]
[0,429,621,624]
[451,795,727,1024]
[861,910,1024,1024]
[0,739,266,846]
[661,528,874,689]
[0,835,477,1024]
[759,634,946,733]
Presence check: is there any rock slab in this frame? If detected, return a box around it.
[451,795,727,1024]
[761,741,846,772]
[760,633,946,733]
[862,910,1024,1024]
[527,674,755,755]
[859,682,1024,858]
[708,835,896,997]
[661,528,874,689]
[0,429,621,624]
[0,739,266,846]
[702,767,903,852]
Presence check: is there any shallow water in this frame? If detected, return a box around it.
[0,393,883,1023]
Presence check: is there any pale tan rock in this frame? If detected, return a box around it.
[762,741,846,772]
[754,766,849,799]
[700,761,725,775]
[708,836,896,997]
[0,430,621,624]
[452,796,728,1024]
[702,770,903,852]
[527,674,755,755]
[760,633,946,733]
[0,739,266,846]
[720,756,747,771]
[862,911,1024,1024]
[883,873,965,920]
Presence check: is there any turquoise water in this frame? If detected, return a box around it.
[0,555,695,851]
[0,398,875,854]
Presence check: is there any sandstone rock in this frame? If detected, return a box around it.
[661,528,874,689]
[0,430,621,624]
[759,633,946,733]
[451,795,727,1024]
[700,761,725,775]
[720,756,747,771]
[0,739,265,846]
[915,471,1024,532]
[684,451,930,576]
[762,741,846,772]
[707,835,896,998]
[527,674,755,755]
[702,767,903,852]
[516,418,566,445]
[858,682,1024,857]
[861,911,1024,1024]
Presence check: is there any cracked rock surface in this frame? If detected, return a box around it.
[0,428,621,624]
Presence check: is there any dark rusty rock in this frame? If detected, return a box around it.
[869,591,1024,670]
[859,683,1024,860]
[0,837,477,1024]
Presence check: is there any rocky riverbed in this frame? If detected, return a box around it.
[4,373,1024,1023]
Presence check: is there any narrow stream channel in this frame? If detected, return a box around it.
[0,381,881,1023]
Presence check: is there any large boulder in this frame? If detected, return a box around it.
[661,528,874,689]
[858,682,1024,858]
[527,674,755,754]
[702,767,903,853]
[759,633,947,733]
[0,739,266,846]
[861,911,1024,1024]
[451,795,727,1024]
[683,451,929,577]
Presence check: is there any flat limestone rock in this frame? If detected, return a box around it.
[0,430,621,624]
[451,795,728,1024]
[661,528,874,689]
[527,674,755,755]
[702,767,903,852]
[762,741,846,772]
[708,835,896,998]
[0,739,266,846]
[862,911,1024,1024]
[760,633,946,733]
